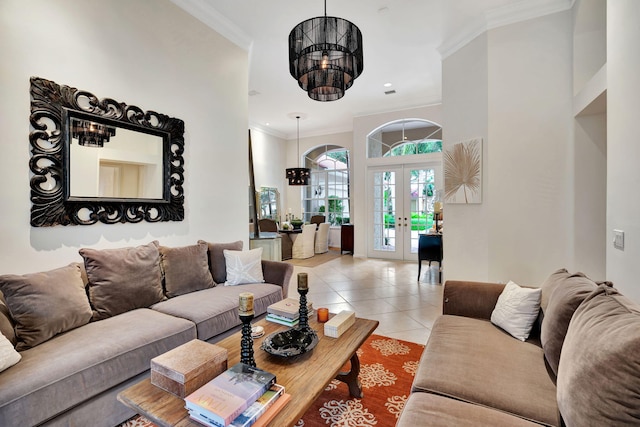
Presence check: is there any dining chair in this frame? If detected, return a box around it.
[292,224,317,259]
[314,223,330,254]
[418,234,443,283]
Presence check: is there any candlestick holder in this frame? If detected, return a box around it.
[261,284,319,358]
[239,314,256,367]
[298,287,310,330]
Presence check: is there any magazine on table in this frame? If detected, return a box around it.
[185,363,276,426]
[267,298,312,319]
[188,384,287,427]
[265,314,299,327]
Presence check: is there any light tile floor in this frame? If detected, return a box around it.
[290,255,443,345]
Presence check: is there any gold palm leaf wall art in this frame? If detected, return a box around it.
[444,138,482,203]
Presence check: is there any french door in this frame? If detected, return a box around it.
[367,164,441,260]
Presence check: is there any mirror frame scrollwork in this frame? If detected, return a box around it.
[29,77,185,226]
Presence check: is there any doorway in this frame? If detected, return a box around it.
[367,164,441,260]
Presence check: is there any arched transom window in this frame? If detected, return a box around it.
[367,119,442,158]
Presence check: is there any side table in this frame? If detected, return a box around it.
[341,224,354,254]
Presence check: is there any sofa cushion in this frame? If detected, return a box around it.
[557,285,640,425]
[0,332,20,373]
[0,292,16,346]
[198,240,243,284]
[397,392,542,427]
[80,241,165,320]
[540,272,598,376]
[413,315,559,426]
[159,243,215,297]
[0,264,92,350]
[491,281,541,341]
[223,248,265,286]
[539,268,571,314]
[0,308,195,427]
[151,283,283,341]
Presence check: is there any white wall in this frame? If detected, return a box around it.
[607,0,640,301]
[249,128,287,220]
[573,113,606,279]
[487,11,574,285]
[0,0,249,274]
[443,11,575,286]
[442,34,490,281]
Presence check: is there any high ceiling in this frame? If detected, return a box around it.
[171,0,571,138]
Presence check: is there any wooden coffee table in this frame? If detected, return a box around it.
[117,315,378,427]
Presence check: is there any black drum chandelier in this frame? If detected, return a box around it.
[286,116,311,185]
[71,119,116,148]
[288,0,363,102]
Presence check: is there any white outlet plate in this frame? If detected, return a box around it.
[614,229,625,250]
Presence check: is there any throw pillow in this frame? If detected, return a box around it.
[557,285,640,425]
[80,241,164,321]
[159,243,216,297]
[540,273,598,376]
[0,264,93,350]
[198,240,243,284]
[0,291,16,346]
[223,248,265,286]
[0,331,20,373]
[490,281,542,341]
[539,268,571,314]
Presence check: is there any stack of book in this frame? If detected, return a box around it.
[185,362,290,427]
[265,298,313,327]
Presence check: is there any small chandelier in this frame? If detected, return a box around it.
[286,116,311,185]
[71,120,116,148]
[288,0,364,102]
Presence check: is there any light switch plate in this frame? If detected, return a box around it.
[614,229,625,250]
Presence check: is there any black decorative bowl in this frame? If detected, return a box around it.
[261,327,319,357]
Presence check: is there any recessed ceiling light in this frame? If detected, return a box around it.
[384,82,393,87]
[265,122,270,126]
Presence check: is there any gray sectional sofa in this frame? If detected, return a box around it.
[0,240,293,427]
[396,269,640,426]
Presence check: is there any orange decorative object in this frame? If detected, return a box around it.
[317,308,329,323]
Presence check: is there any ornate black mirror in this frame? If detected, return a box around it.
[29,77,185,226]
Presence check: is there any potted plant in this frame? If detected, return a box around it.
[290,217,303,230]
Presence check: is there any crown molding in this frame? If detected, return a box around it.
[438,0,574,60]
[170,0,253,51]
[250,122,288,140]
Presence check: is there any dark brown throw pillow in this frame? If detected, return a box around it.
[540,273,597,376]
[0,264,92,350]
[557,285,640,425]
[0,291,16,346]
[539,268,571,314]
[197,240,243,284]
[159,243,215,297]
[80,241,164,321]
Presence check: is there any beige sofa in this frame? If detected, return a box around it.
[397,269,640,426]
[0,240,293,427]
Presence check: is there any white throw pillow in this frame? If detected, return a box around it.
[0,331,21,373]
[491,281,542,341]
[223,248,265,286]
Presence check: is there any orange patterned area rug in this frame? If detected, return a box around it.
[119,334,424,427]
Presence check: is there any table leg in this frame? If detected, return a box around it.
[336,353,363,398]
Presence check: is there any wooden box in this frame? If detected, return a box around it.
[324,310,355,338]
[150,339,228,398]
